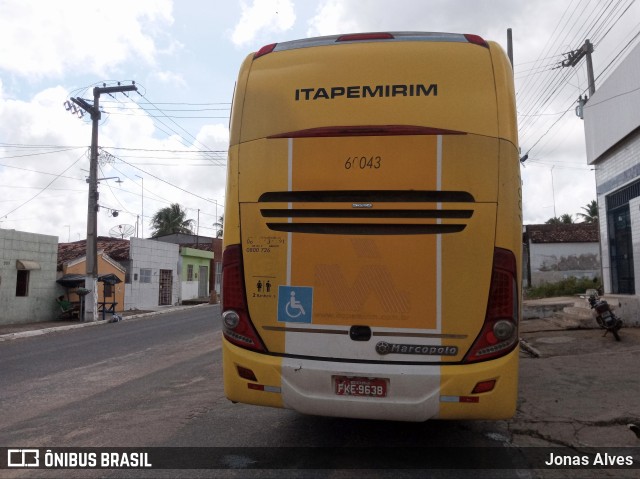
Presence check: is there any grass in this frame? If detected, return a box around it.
[524,276,601,299]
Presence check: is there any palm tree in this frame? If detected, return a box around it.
[545,214,574,225]
[213,215,224,239]
[560,213,574,224]
[150,203,194,237]
[577,200,598,223]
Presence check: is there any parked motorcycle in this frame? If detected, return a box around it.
[588,294,623,341]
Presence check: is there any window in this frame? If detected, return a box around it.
[140,268,152,284]
[187,264,194,281]
[16,270,29,296]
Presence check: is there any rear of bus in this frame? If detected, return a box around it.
[222,32,521,421]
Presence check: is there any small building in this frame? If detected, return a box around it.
[523,223,600,287]
[58,237,180,311]
[57,251,126,313]
[0,229,59,325]
[125,237,180,310]
[151,233,221,300]
[179,246,215,301]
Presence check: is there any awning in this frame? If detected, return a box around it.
[56,273,123,287]
[98,273,122,285]
[16,260,41,270]
[56,274,85,287]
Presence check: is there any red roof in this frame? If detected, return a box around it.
[525,223,599,244]
[57,237,130,270]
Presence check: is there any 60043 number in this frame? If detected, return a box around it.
[345,156,382,170]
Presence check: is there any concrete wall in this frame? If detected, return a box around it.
[584,41,640,164]
[125,238,179,310]
[0,230,59,325]
[529,242,600,286]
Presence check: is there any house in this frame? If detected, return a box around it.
[151,233,221,300]
[58,237,180,311]
[0,229,59,325]
[583,40,640,294]
[57,249,126,313]
[179,246,215,302]
[523,223,600,287]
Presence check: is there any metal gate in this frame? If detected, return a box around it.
[159,269,173,305]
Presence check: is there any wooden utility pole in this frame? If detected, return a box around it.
[71,83,137,321]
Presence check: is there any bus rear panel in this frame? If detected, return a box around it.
[222,32,521,421]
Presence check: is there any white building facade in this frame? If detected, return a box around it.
[125,237,180,310]
[584,40,640,295]
[0,230,59,325]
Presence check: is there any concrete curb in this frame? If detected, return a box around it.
[0,303,212,342]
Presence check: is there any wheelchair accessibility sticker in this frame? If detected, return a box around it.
[278,286,313,323]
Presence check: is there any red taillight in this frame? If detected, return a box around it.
[336,32,395,42]
[464,248,518,363]
[221,244,266,352]
[464,34,489,48]
[254,43,277,59]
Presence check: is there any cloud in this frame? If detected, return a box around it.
[0,0,174,79]
[154,71,187,88]
[231,0,296,46]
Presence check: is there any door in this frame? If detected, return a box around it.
[608,204,635,294]
[159,269,173,305]
[198,265,208,298]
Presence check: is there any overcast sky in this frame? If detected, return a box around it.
[1,0,639,242]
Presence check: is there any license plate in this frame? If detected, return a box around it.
[334,376,388,398]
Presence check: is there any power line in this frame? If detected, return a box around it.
[0,152,86,219]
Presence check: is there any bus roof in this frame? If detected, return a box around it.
[255,32,489,58]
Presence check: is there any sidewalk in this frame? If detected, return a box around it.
[0,303,213,342]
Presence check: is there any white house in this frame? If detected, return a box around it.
[125,237,180,310]
[0,229,59,325]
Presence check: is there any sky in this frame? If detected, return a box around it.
[1,0,639,242]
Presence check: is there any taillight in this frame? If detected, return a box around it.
[464,34,489,48]
[464,248,518,363]
[254,43,277,59]
[221,244,266,351]
[336,32,395,42]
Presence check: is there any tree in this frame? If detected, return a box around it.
[545,214,574,225]
[150,203,194,237]
[577,200,598,223]
[213,215,224,239]
[560,213,574,224]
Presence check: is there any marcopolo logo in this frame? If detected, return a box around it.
[375,341,458,356]
[8,449,40,468]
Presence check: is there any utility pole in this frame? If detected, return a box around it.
[561,39,595,119]
[71,82,137,321]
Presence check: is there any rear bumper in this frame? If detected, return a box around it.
[223,339,518,421]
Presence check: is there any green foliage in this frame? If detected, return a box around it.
[150,203,194,237]
[524,276,601,299]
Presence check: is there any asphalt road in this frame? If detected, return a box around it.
[2,306,639,478]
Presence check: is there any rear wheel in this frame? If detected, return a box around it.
[613,320,622,341]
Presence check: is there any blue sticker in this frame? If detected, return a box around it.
[278,286,313,323]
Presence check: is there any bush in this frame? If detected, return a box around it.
[524,276,601,299]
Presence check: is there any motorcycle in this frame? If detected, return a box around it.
[588,294,623,341]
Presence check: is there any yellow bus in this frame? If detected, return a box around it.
[222,32,521,421]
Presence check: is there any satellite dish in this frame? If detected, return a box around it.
[109,224,135,239]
